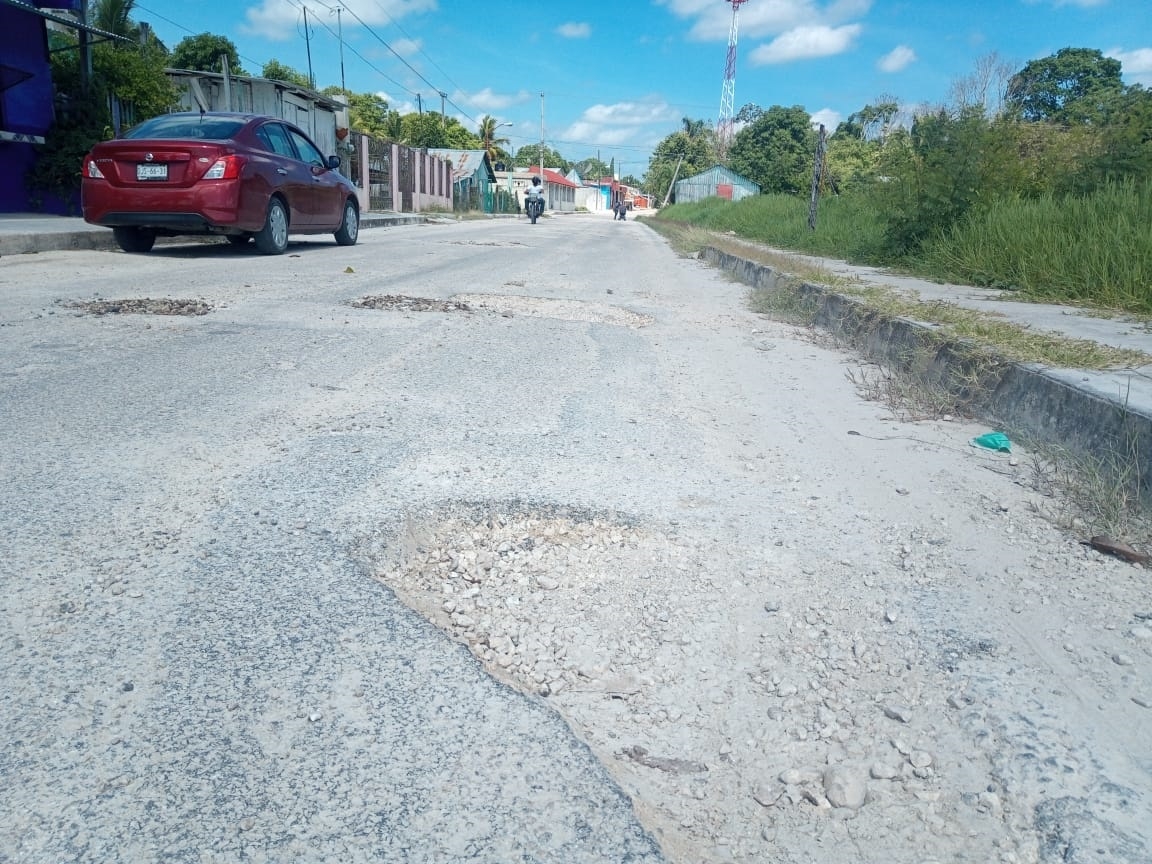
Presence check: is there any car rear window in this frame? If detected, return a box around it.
[123,116,247,140]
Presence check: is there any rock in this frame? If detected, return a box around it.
[823,766,866,809]
[895,487,910,496]
[883,703,913,723]
[536,576,560,591]
[910,750,933,768]
[1130,627,1152,641]
[763,600,781,613]
[802,788,832,808]
[870,763,898,780]
[884,608,899,624]
[1113,653,1134,666]
[308,712,322,722]
[753,783,784,807]
[1131,695,1150,709]
[779,767,821,785]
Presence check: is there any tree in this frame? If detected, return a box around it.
[571,157,609,180]
[836,99,900,141]
[322,88,392,138]
[514,145,570,173]
[91,0,137,38]
[477,115,510,165]
[1006,47,1124,124]
[727,104,815,194]
[644,121,716,200]
[262,59,311,88]
[170,33,245,75]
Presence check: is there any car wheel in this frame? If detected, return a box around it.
[334,198,359,246]
[113,226,156,253]
[226,234,251,246]
[254,197,289,255]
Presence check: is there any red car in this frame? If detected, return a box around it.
[82,112,359,255]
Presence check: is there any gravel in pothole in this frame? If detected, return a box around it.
[63,297,213,316]
[371,506,1020,864]
[350,294,474,313]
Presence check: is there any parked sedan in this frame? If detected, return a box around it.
[82,112,359,255]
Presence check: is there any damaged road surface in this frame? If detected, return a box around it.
[1,218,1149,863]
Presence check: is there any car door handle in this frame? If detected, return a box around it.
[276,168,288,175]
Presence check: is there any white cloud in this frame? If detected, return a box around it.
[877,44,916,72]
[452,87,532,111]
[560,100,681,148]
[809,107,841,129]
[390,37,422,57]
[750,24,861,64]
[1108,47,1152,86]
[242,0,436,42]
[556,22,591,39]
[656,0,871,41]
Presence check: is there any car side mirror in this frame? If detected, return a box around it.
[326,155,341,170]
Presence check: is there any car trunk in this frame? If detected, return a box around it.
[90,140,234,188]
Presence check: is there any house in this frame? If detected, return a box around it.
[0,0,127,212]
[166,68,347,161]
[674,165,759,204]
[493,167,577,214]
[427,147,503,212]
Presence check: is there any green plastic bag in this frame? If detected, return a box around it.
[971,431,1011,453]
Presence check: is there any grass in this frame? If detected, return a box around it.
[645,219,1150,370]
[652,180,1152,316]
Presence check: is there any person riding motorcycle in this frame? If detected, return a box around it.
[524,176,545,220]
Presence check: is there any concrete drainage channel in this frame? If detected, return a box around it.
[701,246,1152,503]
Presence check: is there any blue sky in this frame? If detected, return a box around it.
[134,0,1152,175]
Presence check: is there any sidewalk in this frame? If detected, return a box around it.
[702,245,1152,501]
[0,211,428,256]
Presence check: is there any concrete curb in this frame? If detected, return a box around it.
[703,246,1152,499]
[0,212,428,257]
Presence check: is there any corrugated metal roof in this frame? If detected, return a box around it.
[428,148,495,184]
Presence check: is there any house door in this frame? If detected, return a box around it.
[717,183,733,200]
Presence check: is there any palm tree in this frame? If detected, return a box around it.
[91,0,138,38]
[478,115,510,165]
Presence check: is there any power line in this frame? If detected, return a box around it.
[280,0,414,96]
[369,0,462,94]
[334,2,475,124]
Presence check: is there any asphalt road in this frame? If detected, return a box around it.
[0,215,672,863]
[2,213,1148,864]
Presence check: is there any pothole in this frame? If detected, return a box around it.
[455,294,652,328]
[349,294,474,313]
[370,503,1018,863]
[63,297,212,316]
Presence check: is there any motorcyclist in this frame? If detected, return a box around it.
[524,176,544,217]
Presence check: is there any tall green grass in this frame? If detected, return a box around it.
[919,180,1152,312]
[655,180,1152,314]
[657,193,885,262]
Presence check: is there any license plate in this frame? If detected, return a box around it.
[136,163,168,181]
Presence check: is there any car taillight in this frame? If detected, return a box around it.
[202,155,243,180]
[85,158,105,179]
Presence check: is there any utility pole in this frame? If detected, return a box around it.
[416,93,423,114]
[662,154,684,206]
[335,6,346,94]
[302,5,315,89]
[78,0,91,94]
[539,91,545,175]
[807,124,827,231]
[439,91,447,125]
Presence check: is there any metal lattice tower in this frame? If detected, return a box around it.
[716,0,749,158]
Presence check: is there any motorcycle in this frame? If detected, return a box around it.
[525,195,544,224]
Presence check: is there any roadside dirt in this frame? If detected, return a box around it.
[371,313,1151,864]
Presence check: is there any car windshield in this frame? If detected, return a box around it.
[123,116,246,141]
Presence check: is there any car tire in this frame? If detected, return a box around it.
[334,198,359,246]
[226,234,251,246]
[254,197,289,255]
[113,227,156,253]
